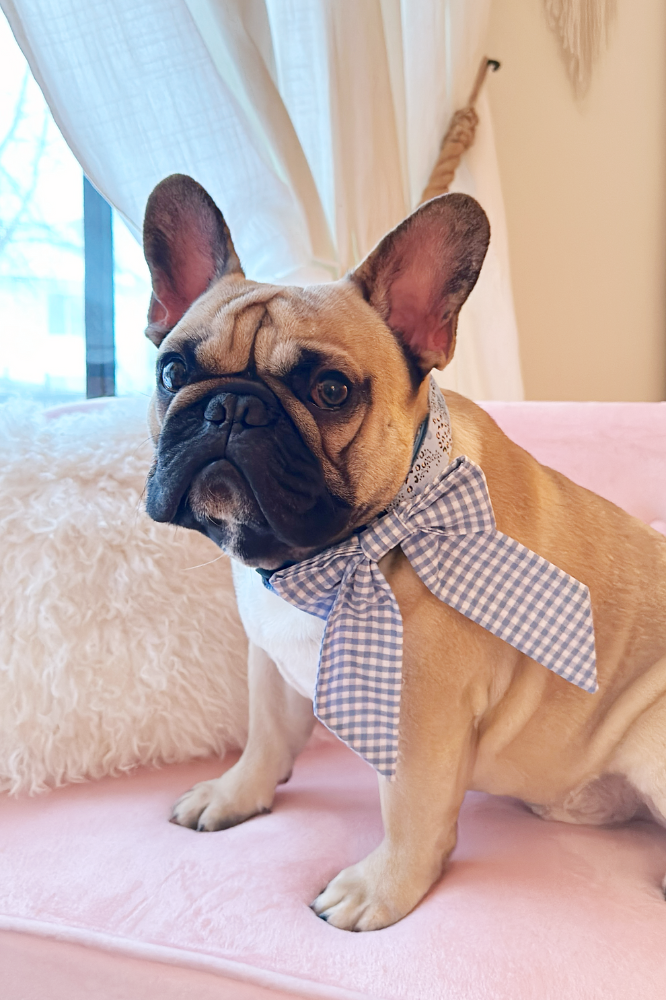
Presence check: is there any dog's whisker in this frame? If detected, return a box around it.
[130,436,153,461]
[184,553,226,571]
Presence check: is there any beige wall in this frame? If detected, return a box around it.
[486,0,666,400]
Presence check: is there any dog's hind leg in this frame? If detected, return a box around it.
[607,670,666,829]
[526,774,645,826]
[604,676,666,896]
[170,642,315,831]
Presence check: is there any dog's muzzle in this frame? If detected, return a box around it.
[145,378,351,562]
[146,379,279,524]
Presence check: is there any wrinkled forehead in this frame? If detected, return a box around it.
[158,276,406,382]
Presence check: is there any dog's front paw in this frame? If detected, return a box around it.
[311,846,429,931]
[170,767,273,832]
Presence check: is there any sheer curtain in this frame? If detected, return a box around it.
[1,0,524,399]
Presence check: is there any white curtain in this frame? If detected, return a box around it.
[1,0,524,399]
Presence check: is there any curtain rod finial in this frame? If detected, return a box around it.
[468,56,500,108]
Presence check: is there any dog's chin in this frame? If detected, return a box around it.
[178,460,348,570]
[177,506,314,569]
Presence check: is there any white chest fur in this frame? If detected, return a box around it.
[231,560,323,700]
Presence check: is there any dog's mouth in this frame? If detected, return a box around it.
[145,379,353,567]
[146,440,230,526]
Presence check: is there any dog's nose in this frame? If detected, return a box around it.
[236,394,275,427]
[204,391,275,428]
[204,396,230,424]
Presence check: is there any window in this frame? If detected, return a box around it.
[0,15,154,406]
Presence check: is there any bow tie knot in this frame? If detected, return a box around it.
[359,509,413,564]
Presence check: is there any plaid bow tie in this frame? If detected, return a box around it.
[265,380,597,777]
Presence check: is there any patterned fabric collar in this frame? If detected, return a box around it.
[263,377,597,777]
[390,376,453,506]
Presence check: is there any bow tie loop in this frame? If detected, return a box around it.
[269,534,361,620]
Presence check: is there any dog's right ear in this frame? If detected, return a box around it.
[142,174,243,346]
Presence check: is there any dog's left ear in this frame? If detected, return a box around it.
[352,194,490,376]
[142,174,243,346]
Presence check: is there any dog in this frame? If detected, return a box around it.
[141,173,666,931]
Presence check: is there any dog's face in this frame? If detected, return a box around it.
[142,175,489,568]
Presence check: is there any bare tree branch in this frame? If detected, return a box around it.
[0,97,73,259]
[0,68,29,160]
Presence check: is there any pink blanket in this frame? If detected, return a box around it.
[3,738,666,998]
[3,400,666,998]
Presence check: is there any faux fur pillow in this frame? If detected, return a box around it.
[0,399,248,794]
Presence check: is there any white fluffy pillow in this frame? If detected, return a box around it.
[0,399,248,794]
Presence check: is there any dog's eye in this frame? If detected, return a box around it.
[310,371,350,409]
[160,358,188,393]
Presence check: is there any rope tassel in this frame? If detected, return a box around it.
[419,57,500,205]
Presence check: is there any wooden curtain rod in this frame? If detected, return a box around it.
[419,57,500,205]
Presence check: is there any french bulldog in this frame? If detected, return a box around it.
[142,173,666,931]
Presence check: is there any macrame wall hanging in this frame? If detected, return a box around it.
[544,0,617,96]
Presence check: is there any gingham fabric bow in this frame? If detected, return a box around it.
[265,379,597,777]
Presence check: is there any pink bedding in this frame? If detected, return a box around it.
[3,400,666,998]
[482,400,666,530]
[3,738,666,999]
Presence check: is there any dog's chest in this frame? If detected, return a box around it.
[231,560,322,700]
